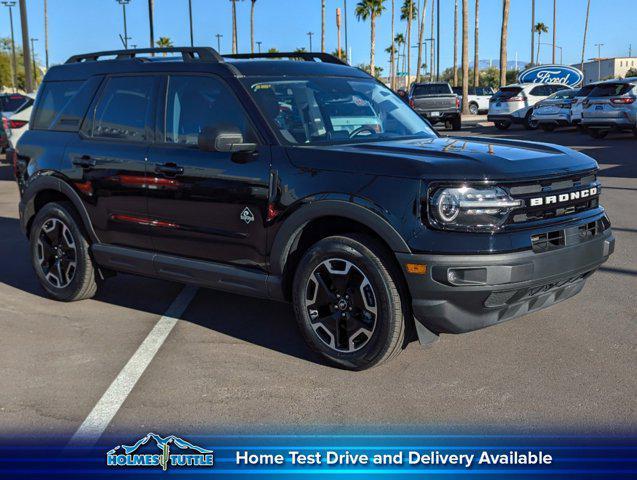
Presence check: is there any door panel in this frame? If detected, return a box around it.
[146,74,270,269]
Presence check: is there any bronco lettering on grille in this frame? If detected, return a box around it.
[528,187,598,207]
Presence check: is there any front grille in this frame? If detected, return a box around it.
[530,218,609,253]
[505,172,600,225]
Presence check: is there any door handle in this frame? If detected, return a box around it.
[72,155,97,168]
[154,163,184,176]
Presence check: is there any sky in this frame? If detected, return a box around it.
[0,0,635,72]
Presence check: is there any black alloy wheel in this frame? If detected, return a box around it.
[36,217,77,289]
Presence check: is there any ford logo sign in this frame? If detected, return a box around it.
[518,65,583,87]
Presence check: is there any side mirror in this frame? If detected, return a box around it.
[198,125,257,153]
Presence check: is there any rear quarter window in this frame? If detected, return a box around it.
[32,81,83,130]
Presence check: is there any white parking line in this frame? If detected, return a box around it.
[67,285,199,447]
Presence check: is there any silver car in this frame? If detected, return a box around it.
[531,88,578,131]
[581,78,637,139]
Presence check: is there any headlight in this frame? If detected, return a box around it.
[429,186,522,232]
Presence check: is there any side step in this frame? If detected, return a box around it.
[91,244,285,301]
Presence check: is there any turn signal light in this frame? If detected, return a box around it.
[406,263,427,275]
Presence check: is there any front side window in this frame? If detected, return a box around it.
[92,76,155,142]
[165,75,252,145]
[244,76,435,145]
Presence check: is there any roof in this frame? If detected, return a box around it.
[44,47,370,82]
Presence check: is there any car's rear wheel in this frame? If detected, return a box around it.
[588,129,608,139]
[524,110,539,130]
[540,123,556,132]
[292,234,405,370]
[494,120,511,130]
[30,202,98,302]
[469,103,479,115]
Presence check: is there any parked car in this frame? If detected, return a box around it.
[409,82,461,130]
[14,47,614,370]
[452,86,495,115]
[0,93,33,117]
[570,82,598,130]
[5,94,35,149]
[581,78,637,138]
[488,83,572,130]
[531,88,579,131]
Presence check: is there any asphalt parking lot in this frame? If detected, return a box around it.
[0,122,635,441]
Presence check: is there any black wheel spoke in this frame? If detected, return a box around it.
[36,218,77,289]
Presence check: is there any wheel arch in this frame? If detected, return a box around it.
[21,175,99,243]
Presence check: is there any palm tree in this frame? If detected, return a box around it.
[552,0,557,64]
[294,47,307,53]
[530,0,535,66]
[400,1,416,84]
[534,22,548,64]
[416,0,428,82]
[250,0,257,54]
[390,0,395,89]
[355,0,386,77]
[230,0,240,54]
[461,0,469,113]
[429,0,434,80]
[395,33,405,75]
[148,0,155,50]
[156,36,173,57]
[473,0,479,87]
[499,0,510,87]
[267,47,279,53]
[321,0,326,52]
[453,0,458,87]
[580,0,591,73]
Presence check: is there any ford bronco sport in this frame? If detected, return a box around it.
[12,47,614,370]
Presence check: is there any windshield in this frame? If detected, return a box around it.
[243,77,435,145]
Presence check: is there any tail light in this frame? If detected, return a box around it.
[505,96,524,102]
[456,97,460,109]
[8,119,28,129]
[409,98,415,108]
[2,117,8,131]
[610,97,635,105]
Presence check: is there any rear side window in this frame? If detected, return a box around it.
[412,84,452,96]
[589,83,633,97]
[0,94,28,112]
[92,76,155,142]
[575,85,595,97]
[32,82,82,130]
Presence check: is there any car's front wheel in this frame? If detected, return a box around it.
[494,120,511,130]
[30,202,98,302]
[292,234,405,370]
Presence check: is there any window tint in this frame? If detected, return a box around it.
[412,84,452,96]
[530,85,550,96]
[0,94,28,112]
[165,75,251,145]
[93,76,154,142]
[492,87,522,100]
[32,82,82,130]
[589,83,633,97]
[575,84,596,97]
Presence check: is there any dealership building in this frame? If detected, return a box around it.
[577,57,637,84]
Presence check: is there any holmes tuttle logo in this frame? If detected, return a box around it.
[518,65,584,87]
[107,433,214,470]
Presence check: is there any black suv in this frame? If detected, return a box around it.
[13,47,614,370]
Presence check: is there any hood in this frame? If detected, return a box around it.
[286,136,597,181]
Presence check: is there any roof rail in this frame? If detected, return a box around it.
[224,52,348,66]
[65,47,224,64]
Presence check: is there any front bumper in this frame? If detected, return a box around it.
[397,225,614,335]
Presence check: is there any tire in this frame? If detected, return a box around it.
[494,120,511,130]
[292,234,406,370]
[577,124,588,133]
[30,201,98,302]
[451,116,462,131]
[588,129,608,139]
[540,123,556,132]
[468,103,479,115]
[524,109,539,130]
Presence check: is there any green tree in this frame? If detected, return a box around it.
[0,38,43,91]
[534,22,549,64]
[625,67,637,78]
[156,36,173,57]
[357,63,384,79]
[267,47,279,53]
[355,0,386,77]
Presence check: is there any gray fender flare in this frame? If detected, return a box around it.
[269,199,411,276]
[20,175,99,243]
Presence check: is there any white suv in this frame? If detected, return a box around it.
[488,83,572,130]
[452,86,495,115]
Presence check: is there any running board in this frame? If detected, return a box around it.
[91,244,285,301]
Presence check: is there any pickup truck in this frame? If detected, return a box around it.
[409,82,461,130]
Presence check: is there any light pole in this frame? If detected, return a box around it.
[256,41,262,53]
[215,33,223,52]
[117,0,131,50]
[436,0,440,80]
[1,1,17,92]
[539,42,562,64]
[30,37,38,85]
[343,0,348,63]
[148,0,155,50]
[594,43,604,81]
[188,0,194,47]
[44,0,48,69]
[307,31,314,51]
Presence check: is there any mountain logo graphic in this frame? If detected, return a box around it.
[107,433,214,470]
